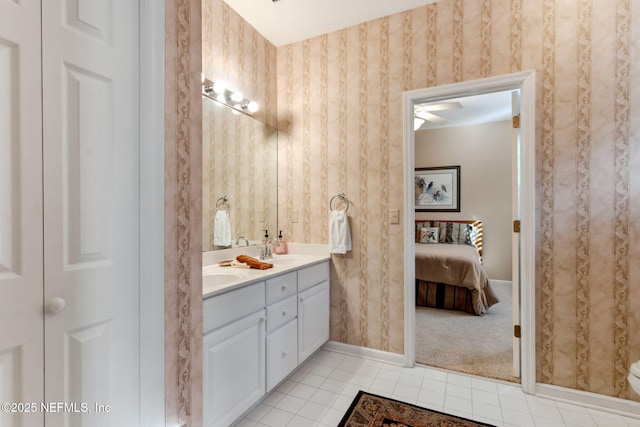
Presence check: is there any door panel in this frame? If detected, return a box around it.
[203,311,266,427]
[63,64,114,268]
[42,0,140,424]
[298,281,330,362]
[0,1,44,426]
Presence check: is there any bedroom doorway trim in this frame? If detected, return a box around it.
[402,71,536,395]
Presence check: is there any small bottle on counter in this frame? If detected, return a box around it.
[274,230,287,254]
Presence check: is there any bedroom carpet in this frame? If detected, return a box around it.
[338,390,495,427]
[415,282,519,383]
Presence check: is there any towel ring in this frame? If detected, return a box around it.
[329,193,350,212]
[215,196,229,210]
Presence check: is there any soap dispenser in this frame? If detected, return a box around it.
[274,230,287,254]
[261,229,269,244]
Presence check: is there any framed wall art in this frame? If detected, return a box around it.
[414,166,460,212]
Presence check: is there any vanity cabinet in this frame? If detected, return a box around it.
[266,272,298,391]
[298,263,330,361]
[202,260,330,427]
[203,282,266,427]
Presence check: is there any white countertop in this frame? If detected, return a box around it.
[202,243,330,298]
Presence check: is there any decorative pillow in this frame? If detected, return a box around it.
[467,224,479,248]
[419,227,439,244]
[416,221,479,247]
[415,221,437,241]
[438,222,472,245]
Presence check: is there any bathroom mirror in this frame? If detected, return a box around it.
[202,97,278,251]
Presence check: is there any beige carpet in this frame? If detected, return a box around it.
[415,282,519,383]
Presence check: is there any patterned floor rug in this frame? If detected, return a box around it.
[338,391,495,427]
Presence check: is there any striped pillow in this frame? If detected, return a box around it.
[438,222,470,245]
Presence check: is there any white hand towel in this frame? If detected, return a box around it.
[213,210,232,246]
[329,210,352,254]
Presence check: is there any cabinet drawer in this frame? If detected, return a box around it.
[266,319,298,391]
[266,295,297,333]
[203,282,265,332]
[265,271,297,305]
[298,261,329,292]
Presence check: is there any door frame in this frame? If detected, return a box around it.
[402,71,536,394]
[139,0,165,424]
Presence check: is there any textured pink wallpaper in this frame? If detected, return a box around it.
[276,0,640,401]
[192,0,639,405]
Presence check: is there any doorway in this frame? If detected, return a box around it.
[402,71,536,394]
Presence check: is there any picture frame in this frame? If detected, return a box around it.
[414,166,460,212]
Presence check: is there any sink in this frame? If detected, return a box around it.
[202,272,246,287]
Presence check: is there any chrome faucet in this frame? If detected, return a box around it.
[260,238,277,260]
[235,236,249,247]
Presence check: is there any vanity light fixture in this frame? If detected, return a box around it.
[202,77,259,116]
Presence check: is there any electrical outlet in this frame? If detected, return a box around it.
[389,208,399,224]
[291,209,298,223]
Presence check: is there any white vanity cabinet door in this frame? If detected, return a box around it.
[203,309,266,427]
[298,280,330,362]
[266,319,298,391]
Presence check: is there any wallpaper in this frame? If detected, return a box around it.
[276,0,640,401]
[202,0,279,251]
[202,0,278,129]
[201,98,278,249]
[165,0,203,425]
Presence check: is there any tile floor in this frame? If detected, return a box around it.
[233,349,640,427]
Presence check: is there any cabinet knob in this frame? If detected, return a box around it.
[281,285,286,291]
[282,351,287,358]
[46,297,66,314]
[282,310,287,316]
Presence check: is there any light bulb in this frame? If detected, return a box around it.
[212,81,226,94]
[230,91,243,102]
[247,101,259,113]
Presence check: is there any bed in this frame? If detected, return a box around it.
[415,220,499,316]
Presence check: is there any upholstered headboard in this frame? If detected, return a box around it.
[415,219,483,261]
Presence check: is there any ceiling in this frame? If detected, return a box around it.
[223,0,439,47]
[415,91,514,130]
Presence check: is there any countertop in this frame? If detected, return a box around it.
[202,244,330,299]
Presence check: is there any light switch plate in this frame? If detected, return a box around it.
[389,208,399,224]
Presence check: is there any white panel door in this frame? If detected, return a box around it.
[298,281,330,362]
[0,1,44,427]
[42,0,141,425]
[203,310,266,427]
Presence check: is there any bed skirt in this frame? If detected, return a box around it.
[415,280,475,315]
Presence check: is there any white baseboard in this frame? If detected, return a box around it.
[536,383,640,419]
[323,341,405,366]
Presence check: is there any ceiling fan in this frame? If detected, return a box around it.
[414,101,462,130]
